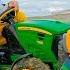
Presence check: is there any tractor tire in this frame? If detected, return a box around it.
[12,57,51,70]
[58,34,67,70]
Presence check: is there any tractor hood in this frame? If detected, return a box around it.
[15,20,70,34]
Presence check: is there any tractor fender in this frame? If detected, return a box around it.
[11,53,32,70]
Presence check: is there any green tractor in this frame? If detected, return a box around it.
[0,1,70,70]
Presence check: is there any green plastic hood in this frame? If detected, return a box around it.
[15,20,70,34]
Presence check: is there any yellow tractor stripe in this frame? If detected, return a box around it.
[18,26,52,35]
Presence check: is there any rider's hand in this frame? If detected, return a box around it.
[8,1,18,10]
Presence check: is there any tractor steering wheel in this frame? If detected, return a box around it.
[0,8,15,22]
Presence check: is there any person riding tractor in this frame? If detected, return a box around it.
[0,0,27,46]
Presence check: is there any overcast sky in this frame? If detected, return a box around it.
[1,0,70,17]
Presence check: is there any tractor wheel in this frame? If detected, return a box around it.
[12,57,51,70]
[58,34,67,69]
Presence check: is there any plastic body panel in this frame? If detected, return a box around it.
[14,20,70,69]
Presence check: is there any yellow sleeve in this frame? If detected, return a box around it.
[14,11,27,22]
[0,23,7,45]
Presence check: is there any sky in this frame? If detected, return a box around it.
[0,0,70,17]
